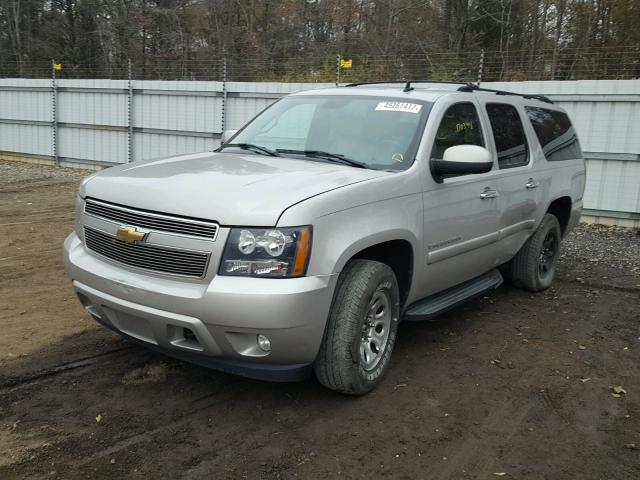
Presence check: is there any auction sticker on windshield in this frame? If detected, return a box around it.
[375,102,422,114]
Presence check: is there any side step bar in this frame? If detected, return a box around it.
[403,269,504,321]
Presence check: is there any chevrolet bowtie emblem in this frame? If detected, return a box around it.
[116,226,147,243]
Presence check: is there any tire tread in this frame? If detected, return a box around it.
[314,260,398,395]
[511,213,561,292]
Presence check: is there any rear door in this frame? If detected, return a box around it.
[480,101,544,262]
[421,100,504,296]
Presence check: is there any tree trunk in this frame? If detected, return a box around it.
[10,0,23,74]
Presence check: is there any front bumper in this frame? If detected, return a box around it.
[63,233,337,381]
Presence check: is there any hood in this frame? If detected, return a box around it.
[82,152,388,226]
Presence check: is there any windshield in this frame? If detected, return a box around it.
[225,95,432,170]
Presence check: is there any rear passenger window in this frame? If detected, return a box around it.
[525,107,582,161]
[486,103,528,169]
[432,102,484,160]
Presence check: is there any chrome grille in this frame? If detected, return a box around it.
[85,198,218,239]
[84,227,210,278]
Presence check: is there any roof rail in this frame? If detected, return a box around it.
[344,79,553,104]
[345,80,475,92]
[457,84,554,104]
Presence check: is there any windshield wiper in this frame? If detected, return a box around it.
[217,143,280,157]
[276,149,368,169]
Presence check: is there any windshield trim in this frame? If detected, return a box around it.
[221,94,433,171]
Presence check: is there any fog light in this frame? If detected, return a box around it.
[257,334,271,352]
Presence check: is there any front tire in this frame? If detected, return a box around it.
[314,260,400,395]
[510,213,562,292]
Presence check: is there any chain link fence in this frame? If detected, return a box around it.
[2,46,639,83]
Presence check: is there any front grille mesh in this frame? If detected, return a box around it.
[84,227,210,278]
[85,198,218,239]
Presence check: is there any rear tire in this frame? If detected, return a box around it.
[510,213,562,292]
[314,260,400,395]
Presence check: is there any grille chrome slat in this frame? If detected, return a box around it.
[86,238,209,264]
[85,235,208,275]
[84,227,210,278]
[86,207,214,236]
[84,234,209,269]
[84,230,209,258]
[84,229,210,263]
[85,198,218,240]
[84,244,208,268]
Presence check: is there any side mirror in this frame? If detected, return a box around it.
[221,129,238,144]
[431,145,493,183]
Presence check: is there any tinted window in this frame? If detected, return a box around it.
[525,107,582,161]
[486,103,528,169]
[432,102,484,160]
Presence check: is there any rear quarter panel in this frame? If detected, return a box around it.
[521,101,586,228]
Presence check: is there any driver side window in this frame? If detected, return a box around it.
[431,102,485,160]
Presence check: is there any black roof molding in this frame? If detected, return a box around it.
[344,80,553,104]
[457,83,554,104]
[345,80,474,92]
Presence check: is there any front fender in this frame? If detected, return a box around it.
[330,227,419,275]
[279,192,423,278]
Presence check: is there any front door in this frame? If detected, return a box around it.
[420,100,504,297]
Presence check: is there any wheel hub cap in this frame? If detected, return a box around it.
[538,232,557,277]
[360,290,392,371]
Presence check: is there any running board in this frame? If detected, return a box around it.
[403,269,504,321]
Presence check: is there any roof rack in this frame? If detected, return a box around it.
[457,83,553,104]
[344,79,554,104]
[345,80,474,92]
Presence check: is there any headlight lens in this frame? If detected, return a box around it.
[237,229,256,255]
[219,226,312,278]
[262,229,286,257]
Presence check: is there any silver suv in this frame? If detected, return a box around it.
[64,81,585,394]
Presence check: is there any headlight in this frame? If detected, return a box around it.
[219,226,312,278]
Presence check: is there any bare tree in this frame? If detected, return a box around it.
[0,0,637,80]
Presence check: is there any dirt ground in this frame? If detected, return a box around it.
[1,160,639,480]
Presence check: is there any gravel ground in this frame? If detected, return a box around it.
[1,160,639,480]
[0,161,90,184]
[559,224,640,290]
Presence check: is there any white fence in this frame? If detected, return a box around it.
[1,78,639,222]
[0,79,336,165]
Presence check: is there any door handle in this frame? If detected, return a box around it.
[480,188,500,199]
[525,178,540,189]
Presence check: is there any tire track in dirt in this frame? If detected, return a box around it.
[4,364,251,480]
[0,347,134,393]
[564,279,640,294]
[434,396,536,479]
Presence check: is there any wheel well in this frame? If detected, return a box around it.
[547,196,572,235]
[352,240,413,306]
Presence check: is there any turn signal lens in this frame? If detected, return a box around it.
[293,227,312,276]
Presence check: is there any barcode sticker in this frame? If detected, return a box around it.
[375,102,422,114]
